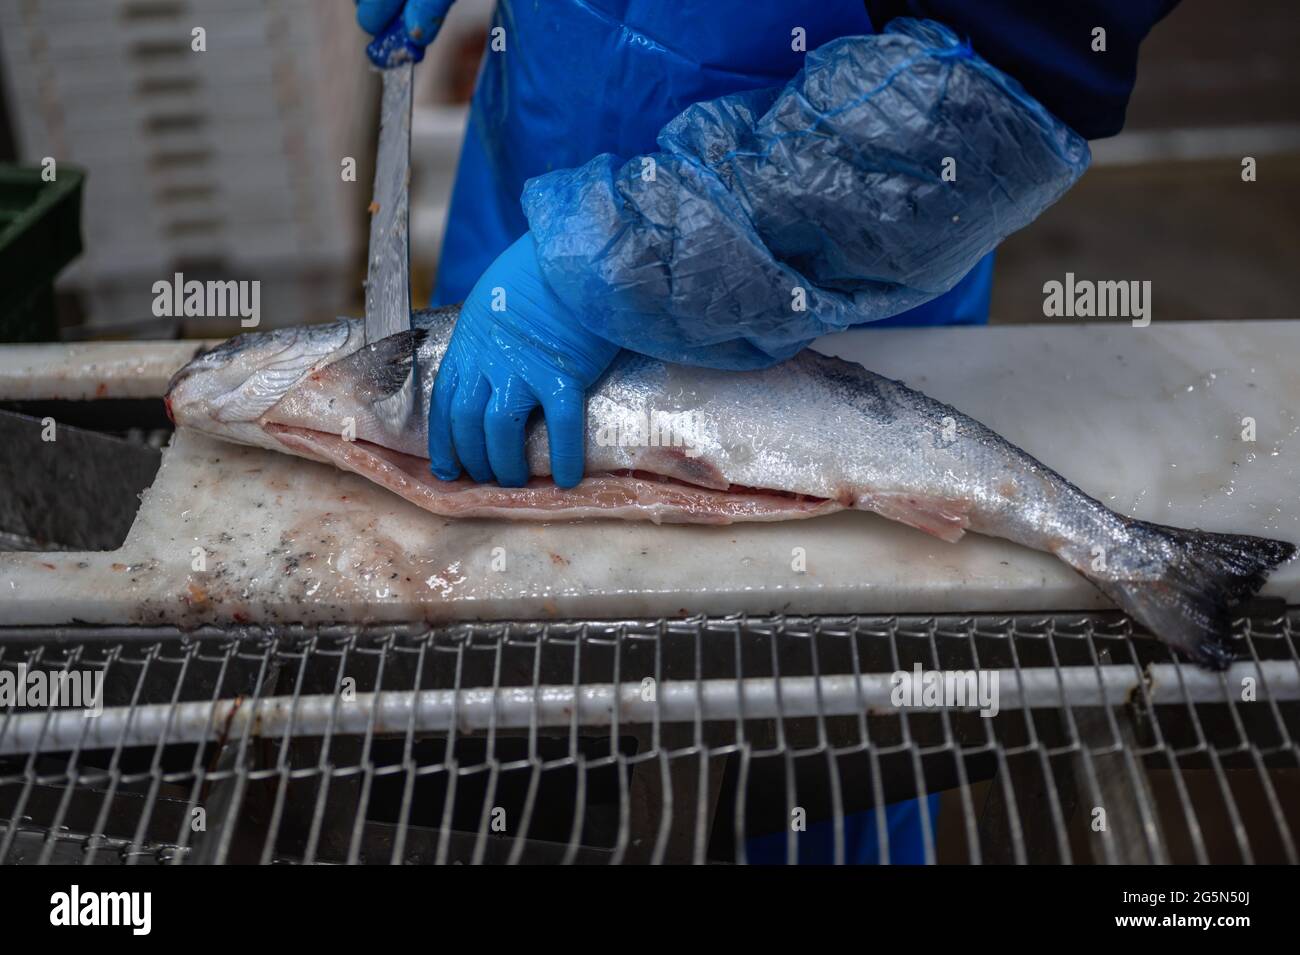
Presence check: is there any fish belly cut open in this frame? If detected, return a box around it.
[265,424,845,525]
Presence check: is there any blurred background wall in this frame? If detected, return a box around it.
[0,0,1295,340]
[0,0,493,339]
[989,0,1300,323]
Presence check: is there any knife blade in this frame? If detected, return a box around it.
[362,20,422,431]
[364,60,413,346]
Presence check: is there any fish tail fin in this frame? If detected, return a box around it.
[1091,522,1295,669]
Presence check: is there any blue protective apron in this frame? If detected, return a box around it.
[433,0,985,861]
[432,0,993,325]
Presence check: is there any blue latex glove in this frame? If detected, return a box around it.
[428,235,622,489]
[356,0,453,53]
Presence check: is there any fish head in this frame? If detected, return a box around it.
[257,328,432,458]
[165,320,360,450]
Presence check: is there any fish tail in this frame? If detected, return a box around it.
[1089,522,1295,669]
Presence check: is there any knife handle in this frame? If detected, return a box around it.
[366,16,426,68]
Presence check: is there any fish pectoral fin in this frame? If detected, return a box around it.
[855,492,971,543]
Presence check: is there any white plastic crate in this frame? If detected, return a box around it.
[63,259,360,338]
[0,0,375,332]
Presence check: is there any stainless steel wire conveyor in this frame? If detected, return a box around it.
[1,612,1297,865]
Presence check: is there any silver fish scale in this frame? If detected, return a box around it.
[406,307,1117,565]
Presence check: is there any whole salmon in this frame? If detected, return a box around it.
[166,307,1295,668]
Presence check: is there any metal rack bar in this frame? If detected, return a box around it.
[4,662,1296,756]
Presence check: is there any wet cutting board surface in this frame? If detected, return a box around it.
[1,321,1297,626]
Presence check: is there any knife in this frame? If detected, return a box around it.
[364,20,423,429]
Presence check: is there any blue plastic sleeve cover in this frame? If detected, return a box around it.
[521,18,1091,370]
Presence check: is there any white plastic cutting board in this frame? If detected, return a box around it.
[1,321,1296,626]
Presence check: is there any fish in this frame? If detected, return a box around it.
[166,306,1296,669]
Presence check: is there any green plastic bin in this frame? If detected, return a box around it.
[0,163,85,342]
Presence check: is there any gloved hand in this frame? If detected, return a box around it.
[356,0,453,53]
[429,235,622,489]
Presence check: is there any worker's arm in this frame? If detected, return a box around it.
[520,18,1093,370]
[430,9,1178,486]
